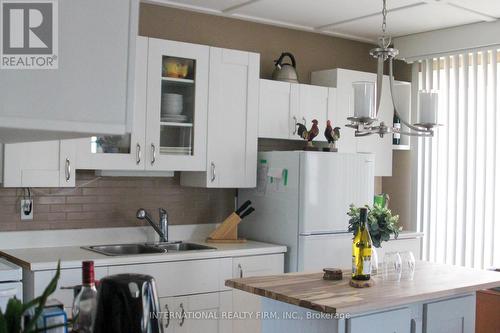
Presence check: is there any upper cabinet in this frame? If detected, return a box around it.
[73,37,209,173]
[0,0,139,143]
[258,80,335,142]
[145,39,209,172]
[181,48,260,188]
[2,140,76,187]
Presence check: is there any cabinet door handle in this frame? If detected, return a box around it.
[238,263,243,278]
[164,304,170,328]
[179,303,185,327]
[136,143,141,165]
[151,143,156,166]
[292,116,298,135]
[210,162,216,182]
[302,117,307,125]
[65,158,71,182]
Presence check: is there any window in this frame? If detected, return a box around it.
[414,49,500,269]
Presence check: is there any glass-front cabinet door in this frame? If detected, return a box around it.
[73,37,148,170]
[145,38,209,171]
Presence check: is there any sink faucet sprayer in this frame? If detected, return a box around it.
[136,208,168,242]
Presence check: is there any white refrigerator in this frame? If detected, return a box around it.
[239,151,374,272]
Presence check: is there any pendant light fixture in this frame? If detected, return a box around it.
[346,0,440,138]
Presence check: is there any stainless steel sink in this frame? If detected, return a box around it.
[155,242,216,252]
[82,242,215,256]
[83,244,166,256]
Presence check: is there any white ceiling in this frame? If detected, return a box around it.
[147,0,500,43]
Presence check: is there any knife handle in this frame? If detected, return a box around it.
[235,200,252,216]
[239,207,255,219]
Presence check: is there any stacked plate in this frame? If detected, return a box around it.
[161,93,183,116]
[160,147,192,155]
[161,114,190,123]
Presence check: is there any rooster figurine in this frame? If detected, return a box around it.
[296,119,320,150]
[324,120,340,152]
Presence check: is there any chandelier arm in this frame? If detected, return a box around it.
[376,56,384,115]
[388,58,433,134]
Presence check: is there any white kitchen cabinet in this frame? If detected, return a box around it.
[107,258,233,297]
[72,37,149,171]
[145,39,209,172]
[25,266,109,314]
[312,68,408,176]
[0,0,139,143]
[258,80,336,142]
[423,295,475,333]
[347,307,412,333]
[232,254,284,333]
[258,80,293,139]
[2,140,76,187]
[297,84,330,142]
[181,47,259,188]
[160,291,232,333]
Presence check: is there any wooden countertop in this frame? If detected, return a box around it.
[226,261,500,315]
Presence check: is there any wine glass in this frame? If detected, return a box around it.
[371,247,379,276]
[383,252,402,282]
[399,251,416,280]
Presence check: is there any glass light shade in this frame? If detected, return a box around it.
[352,81,376,120]
[418,90,439,125]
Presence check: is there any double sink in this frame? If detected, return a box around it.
[83,242,216,256]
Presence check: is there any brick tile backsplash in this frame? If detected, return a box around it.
[0,171,235,232]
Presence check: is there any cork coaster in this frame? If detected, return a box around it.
[349,278,375,288]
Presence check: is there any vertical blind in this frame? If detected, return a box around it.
[414,48,500,269]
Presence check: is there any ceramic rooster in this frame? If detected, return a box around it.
[307,119,319,141]
[296,119,320,150]
[324,120,340,152]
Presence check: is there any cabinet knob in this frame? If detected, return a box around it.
[136,143,141,165]
[151,143,156,166]
[238,263,243,278]
[65,158,71,182]
[292,116,298,135]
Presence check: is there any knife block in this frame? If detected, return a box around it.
[206,212,247,243]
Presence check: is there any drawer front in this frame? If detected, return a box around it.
[232,254,284,278]
[108,258,232,297]
[34,267,108,311]
[348,307,411,333]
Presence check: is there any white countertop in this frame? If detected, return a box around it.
[0,240,287,271]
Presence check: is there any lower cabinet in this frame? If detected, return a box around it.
[347,307,412,333]
[423,295,475,333]
[24,253,284,333]
[232,254,285,333]
[159,291,232,333]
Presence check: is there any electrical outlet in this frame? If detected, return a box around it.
[20,199,33,221]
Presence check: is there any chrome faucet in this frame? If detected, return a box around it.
[136,208,168,242]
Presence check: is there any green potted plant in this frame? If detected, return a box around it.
[0,262,64,333]
[347,203,401,248]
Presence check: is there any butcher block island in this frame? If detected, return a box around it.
[226,261,500,333]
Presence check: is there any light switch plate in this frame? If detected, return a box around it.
[20,199,33,221]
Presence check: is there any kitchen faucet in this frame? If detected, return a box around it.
[136,208,168,242]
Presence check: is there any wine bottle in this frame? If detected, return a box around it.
[72,261,98,333]
[393,112,401,145]
[352,208,372,280]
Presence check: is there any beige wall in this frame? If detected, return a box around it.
[140,3,410,83]
[0,4,411,231]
